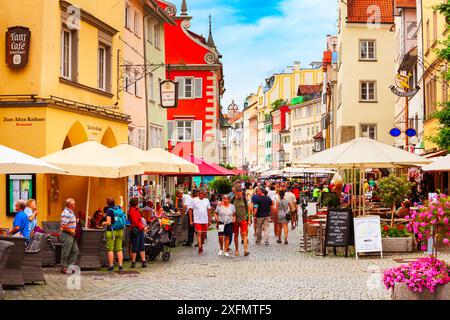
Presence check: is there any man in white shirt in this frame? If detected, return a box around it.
[188,189,212,254]
[284,187,298,230]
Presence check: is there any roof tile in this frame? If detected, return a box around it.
[396,0,416,8]
[347,0,394,24]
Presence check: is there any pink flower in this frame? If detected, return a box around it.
[443,238,449,245]
[444,218,449,225]
[420,245,427,251]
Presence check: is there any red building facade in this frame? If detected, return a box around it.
[156,0,225,163]
[271,105,290,169]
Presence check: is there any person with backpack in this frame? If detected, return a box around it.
[103,197,127,272]
[232,189,251,256]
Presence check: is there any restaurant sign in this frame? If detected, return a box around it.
[160,80,179,108]
[5,26,31,69]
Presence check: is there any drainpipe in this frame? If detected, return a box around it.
[143,12,150,151]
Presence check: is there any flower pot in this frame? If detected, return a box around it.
[382,237,413,253]
[392,283,449,300]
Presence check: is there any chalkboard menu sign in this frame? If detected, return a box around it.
[324,208,354,257]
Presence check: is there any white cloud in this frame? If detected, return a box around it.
[172,0,337,109]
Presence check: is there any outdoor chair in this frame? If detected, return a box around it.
[22,233,47,284]
[0,240,14,299]
[42,221,61,235]
[122,226,131,261]
[76,229,104,270]
[0,235,26,288]
[41,235,58,267]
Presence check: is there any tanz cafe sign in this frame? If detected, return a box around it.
[5,26,31,69]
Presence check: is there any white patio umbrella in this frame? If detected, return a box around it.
[298,138,432,215]
[421,154,450,172]
[111,144,185,174]
[282,167,336,176]
[41,141,143,226]
[0,145,66,174]
[145,148,199,174]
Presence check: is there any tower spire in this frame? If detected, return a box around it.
[207,14,217,49]
[181,0,188,16]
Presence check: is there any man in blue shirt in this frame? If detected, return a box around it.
[252,188,273,245]
[11,200,30,239]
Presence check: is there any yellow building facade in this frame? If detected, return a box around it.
[420,0,448,154]
[336,1,396,146]
[0,0,129,227]
[255,62,323,168]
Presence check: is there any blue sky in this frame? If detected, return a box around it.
[171,0,338,109]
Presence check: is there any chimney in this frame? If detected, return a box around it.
[293,61,301,71]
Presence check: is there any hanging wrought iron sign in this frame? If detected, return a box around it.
[160,80,178,108]
[5,26,31,69]
[389,72,420,97]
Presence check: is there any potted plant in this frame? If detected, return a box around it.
[208,177,232,196]
[381,223,413,253]
[377,174,413,227]
[383,194,450,300]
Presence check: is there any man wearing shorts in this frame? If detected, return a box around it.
[232,189,251,256]
[188,189,211,254]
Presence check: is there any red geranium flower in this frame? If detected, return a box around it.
[383,225,390,231]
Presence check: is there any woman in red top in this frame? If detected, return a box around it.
[129,197,147,268]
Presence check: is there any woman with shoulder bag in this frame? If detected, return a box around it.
[276,190,292,244]
[214,195,235,257]
[129,197,147,268]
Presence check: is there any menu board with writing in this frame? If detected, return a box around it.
[324,208,354,256]
[354,216,383,258]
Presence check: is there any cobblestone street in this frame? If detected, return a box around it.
[5,212,447,300]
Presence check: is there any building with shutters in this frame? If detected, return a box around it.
[0,0,129,226]
[156,0,225,163]
[418,0,448,155]
[335,0,396,145]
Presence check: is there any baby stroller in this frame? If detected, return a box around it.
[144,218,174,262]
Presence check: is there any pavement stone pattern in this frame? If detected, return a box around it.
[4,204,449,300]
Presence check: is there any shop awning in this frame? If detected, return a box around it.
[0,145,66,174]
[41,141,143,178]
[231,168,247,175]
[182,155,237,176]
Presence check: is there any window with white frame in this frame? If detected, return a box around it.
[359,40,376,60]
[125,3,132,29]
[148,73,154,101]
[360,124,377,140]
[154,23,161,48]
[360,81,376,101]
[137,128,146,150]
[134,10,140,37]
[146,17,153,43]
[135,78,142,97]
[98,45,106,90]
[176,77,202,99]
[61,28,72,79]
[124,75,133,94]
[149,125,163,148]
[176,120,192,141]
